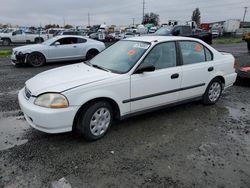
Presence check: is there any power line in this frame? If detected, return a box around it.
[243,7,248,22]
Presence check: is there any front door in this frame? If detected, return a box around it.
[48,37,81,61]
[130,42,182,113]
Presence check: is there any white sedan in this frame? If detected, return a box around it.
[18,36,237,141]
[11,35,105,67]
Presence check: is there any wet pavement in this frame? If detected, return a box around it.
[0,43,250,188]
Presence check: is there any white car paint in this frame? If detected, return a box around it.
[18,36,237,134]
[11,35,106,65]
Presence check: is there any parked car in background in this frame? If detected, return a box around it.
[153,25,212,44]
[58,30,88,37]
[47,28,65,38]
[0,29,48,46]
[11,35,105,67]
[18,36,237,141]
[0,28,16,43]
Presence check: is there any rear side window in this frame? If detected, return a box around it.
[77,38,87,43]
[179,41,205,65]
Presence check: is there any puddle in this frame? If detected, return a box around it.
[0,115,30,151]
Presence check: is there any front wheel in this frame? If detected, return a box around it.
[27,52,45,67]
[247,42,250,52]
[202,78,223,105]
[76,101,113,141]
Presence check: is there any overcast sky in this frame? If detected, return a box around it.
[0,0,249,27]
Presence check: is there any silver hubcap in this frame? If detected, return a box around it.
[90,107,111,136]
[208,82,221,102]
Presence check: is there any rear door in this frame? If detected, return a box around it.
[178,40,214,100]
[130,42,182,113]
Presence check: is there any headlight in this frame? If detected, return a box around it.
[34,93,69,108]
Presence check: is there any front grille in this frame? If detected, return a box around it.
[24,87,32,100]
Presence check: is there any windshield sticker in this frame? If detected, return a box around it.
[128,50,136,56]
[195,43,202,52]
[133,43,150,49]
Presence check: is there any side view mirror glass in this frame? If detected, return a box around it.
[54,42,60,46]
[134,64,155,74]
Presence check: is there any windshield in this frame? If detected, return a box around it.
[154,27,172,35]
[89,40,150,74]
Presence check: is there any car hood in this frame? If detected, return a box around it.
[25,63,115,96]
[13,44,44,52]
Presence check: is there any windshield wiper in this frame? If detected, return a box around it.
[92,64,111,72]
[84,61,111,72]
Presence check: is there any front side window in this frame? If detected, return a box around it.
[55,37,77,45]
[89,41,150,73]
[140,42,177,70]
[179,41,206,65]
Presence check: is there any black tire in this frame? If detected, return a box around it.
[247,42,250,52]
[27,52,45,67]
[76,101,113,141]
[2,38,11,46]
[86,49,99,60]
[202,78,223,105]
[35,38,44,44]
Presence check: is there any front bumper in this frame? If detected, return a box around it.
[18,88,79,133]
[11,53,26,65]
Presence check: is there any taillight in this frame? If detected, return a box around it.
[233,60,236,69]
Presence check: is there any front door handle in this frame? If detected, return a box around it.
[208,67,214,72]
[171,73,179,79]
[73,46,77,48]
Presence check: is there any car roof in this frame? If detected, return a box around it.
[124,36,202,43]
[55,35,88,39]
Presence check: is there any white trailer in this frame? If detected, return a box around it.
[223,19,240,33]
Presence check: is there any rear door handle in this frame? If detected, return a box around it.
[171,73,179,79]
[208,67,214,72]
[73,46,77,48]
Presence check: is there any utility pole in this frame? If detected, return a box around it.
[132,18,135,26]
[63,16,65,27]
[243,7,248,22]
[142,0,145,23]
[88,13,90,27]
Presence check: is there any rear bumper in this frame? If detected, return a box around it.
[224,72,237,89]
[236,70,250,78]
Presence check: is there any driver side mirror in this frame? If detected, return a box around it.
[54,42,60,46]
[134,64,155,74]
[12,32,16,36]
[172,30,180,36]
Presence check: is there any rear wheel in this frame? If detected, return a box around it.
[76,101,113,141]
[86,49,99,60]
[2,39,11,46]
[27,52,45,67]
[35,38,44,44]
[247,42,250,52]
[202,78,223,105]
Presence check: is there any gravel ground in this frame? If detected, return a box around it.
[0,43,249,188]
